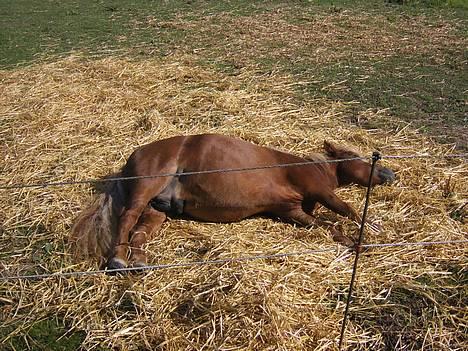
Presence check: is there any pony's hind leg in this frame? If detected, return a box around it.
[129,206,166,268]
[107,178,171,270]
[108,201,147,270]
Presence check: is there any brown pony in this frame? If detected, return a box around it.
[71,134,395,269]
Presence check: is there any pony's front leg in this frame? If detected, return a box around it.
[317,191,361,223]
[129,207,166,268]
[279,208,317,227]
[315,192,364,247]
[282,204,355,247]
[316,191,381,233]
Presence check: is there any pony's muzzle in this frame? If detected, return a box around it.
[378,167,396,184]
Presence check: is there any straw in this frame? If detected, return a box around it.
[1,54,466,350]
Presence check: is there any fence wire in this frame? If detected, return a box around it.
[361,239,468,248]
[0,247,339,281]
[382,153,468,159]
[0,156,366,190]
[1,240,467,282]
[0,153,466,191]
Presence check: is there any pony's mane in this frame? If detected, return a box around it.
[325,143,362,159]
[304,153,328,162]
[335,148,360,158]
[304,144,361,162]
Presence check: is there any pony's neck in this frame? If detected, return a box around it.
[310,153,340,189]
[325,157,340,188]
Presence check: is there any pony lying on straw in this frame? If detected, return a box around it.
[71,134,395,270]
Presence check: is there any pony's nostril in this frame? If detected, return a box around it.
[379,168,396,183]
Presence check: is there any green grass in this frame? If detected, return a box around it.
[1,1,466,67]
[295,55,467,143]
[1,319,85,351]
[0,0,270,66]
[0,0,190,65]
[403,0,468,8]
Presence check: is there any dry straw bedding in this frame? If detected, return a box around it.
[0,55,467,350]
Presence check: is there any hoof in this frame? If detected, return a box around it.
[331,227,355,248]
[132,261,147,268]
[353,243,363,254]
[129,261,148,274]
[106,257,128,274]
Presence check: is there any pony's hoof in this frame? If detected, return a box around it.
[331,227,355,248]
[130,261,148,273]
[132,261,147,268]
[106,257,128,274]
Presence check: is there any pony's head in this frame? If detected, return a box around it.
[324,141,395,187]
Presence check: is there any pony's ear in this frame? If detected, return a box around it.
[323,140,338,157]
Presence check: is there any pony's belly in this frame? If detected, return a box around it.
[183,205,263,223]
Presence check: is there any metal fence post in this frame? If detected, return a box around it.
[338,151,381,350]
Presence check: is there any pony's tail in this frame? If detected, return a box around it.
[70,173,126,266]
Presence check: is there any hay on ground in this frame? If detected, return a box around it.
[0,54,466,350]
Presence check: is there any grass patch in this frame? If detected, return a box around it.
[0,0,193,66]
[0,0,277,67]
[401,0,468,9]
[297,55,467,146]
[1,318,85,351]
[2,1,466,67]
